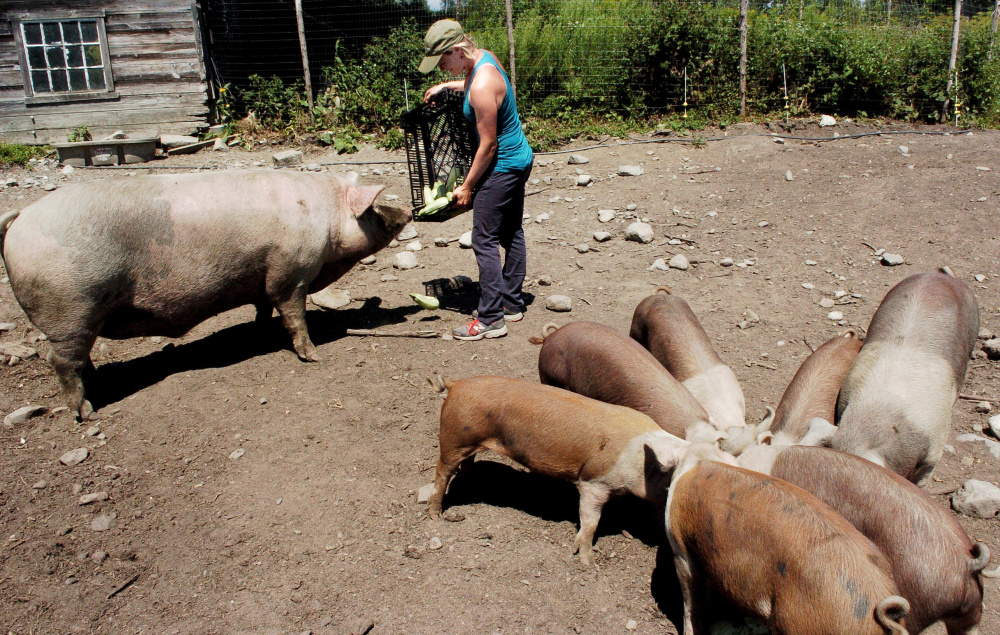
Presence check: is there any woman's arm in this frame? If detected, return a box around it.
[451,65,507,209]
[423,80,466,103]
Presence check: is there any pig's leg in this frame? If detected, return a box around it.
[673,554,705,635]
[574,482,611,566]
[428,446,477,518]
[47,335,97,419]
[254,301,273,325]
[271,288,318,362]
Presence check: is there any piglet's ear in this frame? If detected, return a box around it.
[348,185,386,218]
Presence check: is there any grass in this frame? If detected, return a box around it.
[0,143,48,168]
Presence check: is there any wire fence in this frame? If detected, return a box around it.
[200,0,1000,126]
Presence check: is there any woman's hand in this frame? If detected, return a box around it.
[423,83,445,103]
[452,184,472,209]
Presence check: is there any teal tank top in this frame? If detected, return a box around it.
[462,51,533,173]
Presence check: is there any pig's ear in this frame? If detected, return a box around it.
[345,171,360,185]
[347,185,386,217]
[758,406,775,431]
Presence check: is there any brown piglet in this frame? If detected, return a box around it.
[664,456,910,635]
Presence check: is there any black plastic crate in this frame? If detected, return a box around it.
[400,90,476,221]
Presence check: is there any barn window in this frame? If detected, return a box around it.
[12,15,117,105]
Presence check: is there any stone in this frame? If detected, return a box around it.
[974,401,992,414]
[535,213,550,223]
[4,405,46,427]
[545,295,573,312]
[416,483,435,503]
[91,515,115,532]
[160,134,198,149]
[212,138,229,152]
[397,224,418,241]
[310,287,351,310]
[406,240,422,252]
[898,145,910,155]
[85,426,101,436]
[720,257,734,267]
[576,175,592,186]
[819,115,837,126]
[624,222,654,244]
[827,311,844,321]
[593,231,612,243]
[42,183,57,191]
[819,298,836,308]
[32,480,46,489]
[974,274,986,283]
[458,231,474,249]
[979,327,995,340]
[626,620,638,631]
[804,260,818,266]
[79,492,109,505]
[618,165,644,177]
[598,209,616,223]
[360,255,376,265]
[801,282,815,290]
[649,259,669,272]
[57,526,72,536]
[380,275,398,282]
[434,237,449,247]
[59,448,89,467]
[428,537,443,550]
[881,253,904,266]
[785,170,794,181]
[0,343,37,359]
[774,137,786,144]
[60,164,75,176]
[272,150,303,166]
[0,323,15,332]
[388,239,399,248]
[988,415,1000,438]
[951,480,1000,518]
[91,550,108,563]
[229,448,245,459]
[982,339,1000,360]
[576,244,590,254]
[538,276,553,286]
[668,254,690,271]
[567,154,589,164]
[393,252,418,270]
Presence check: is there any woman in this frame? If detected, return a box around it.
[419,19,533,341]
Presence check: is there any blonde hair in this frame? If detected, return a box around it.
[450,36,478,59]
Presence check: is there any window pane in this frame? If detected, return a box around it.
[69,68,88,91]
[51,69,68,92]
[31,70,51,93]
[27,46,46,69]
[84,44,102,66]
[88,68,106,90]
[67,45,84,67]
[64,22,82,44]
[42,23,61,44]
[46,46,66,69]
[80,21,99,42]
[23,23,42,45]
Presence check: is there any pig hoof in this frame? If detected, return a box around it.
[442,510,466,522]
[296,348,320,362]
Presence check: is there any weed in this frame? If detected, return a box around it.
[0,143,47,167]
[68,125,91,143]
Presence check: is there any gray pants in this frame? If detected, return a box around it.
[471,165,532,324]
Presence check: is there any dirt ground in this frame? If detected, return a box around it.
[1,121,999,635]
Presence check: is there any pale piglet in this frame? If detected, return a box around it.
[832,269,979,483]
[630,287,747,439]
[533,321,711,439]
[664,452,910,635]
[0,170,408,418]
[739,444,988,635]
[763,328,862,445]
[427,376,730,565]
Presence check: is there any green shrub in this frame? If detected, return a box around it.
[0,143,47,167]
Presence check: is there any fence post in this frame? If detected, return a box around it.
[991,0,999,60]
[505,0,517,96]
[943,0,962,121]
[294,0,314,116]
[739,0,748,117]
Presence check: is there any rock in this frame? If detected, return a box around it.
[91,550,107,563]
[406,240,422,252]
[42,183,57,191]
[310,287,351,310]
[819,115,837,127]
[881,253,904,266]
[618,165,644,177]
[212,138,229,152]
[397,224,418,241]
[785,170,794,181]
[380,274,398,282]
[978,327,994,340]
[538,276,553,286]
[60,164,75,175]
[567,154,589,164]
[91,515,115,532]
[988,415,1000,438]
[720,257,734,267]
[598,209,616,223]
[626,204,638,211]
[360,255,376,265]
[804,260,818,266]
[743,309,761,324]
[388,239,399,248]
[4,404,46,427]
[975,274,986,282]
[229,448,245,460]
[952,480,1000,518]
[59,448,89,466]
[272,150,303,166]
[576,244,590,254]
[160,134,198,149]
[434,237,450,247]
[393,252,418,270]
[650,259,669,272]
[416,483,435,504]
[428,537,443,550]
[774,137,786,144]
[819,298,835,308]
[576,175,592,186]
[85,426,100,436]
[983,339,1000,360]
[976,166,991,171]
[57,526,72,536]
[975,401,992,414]
[827,311,844,321]
[545,295,573,312]
[32,480,46,489]
[384,194,399,201]
[626,620,638,631]
[624,222,654,244]
[593,231,612,242]
[535,213,550,223]
[0,343,38,358]
[0,323,15,332]
[79,492,109,505]
[459,231,473,248]
[801,282,815,290]
[898,145,910,155]
[668,254,690,271]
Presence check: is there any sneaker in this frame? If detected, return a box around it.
[452,318,507,341]
[472,307,524,322]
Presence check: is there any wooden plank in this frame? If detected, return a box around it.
[4,1,190,17]
[0,69,23,89]
[112,59,204,83]
[107,28,197,47]
[0,89,206,115]
[111,43,201,58]
[4,119,206,145]
[1,105,209,134]
[106,14,196,31]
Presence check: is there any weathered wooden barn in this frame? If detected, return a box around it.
[0,0,210,145]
